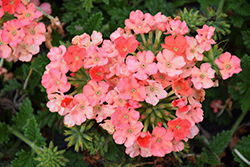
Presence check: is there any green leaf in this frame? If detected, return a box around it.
[83,12,103,34]
[230,14,244,28]
[0,123,9,144]
[202,149,220,165]
[102,0,109,5]
[35,109,58,128]
[242,31,250,50]
[145,0,170,15]
[64,151,88,167]
[240,89,250,113]
[11,150,37,167]
[208,130,231,155]
[12,98,33,129]
[0,79,23,96]
[23,116,46,147]
[31,55,50,76]
[232,135,250,167]
[234,2,250,16]
[66,18,86,35]
[228,85,242,101]
[82,0,94,12]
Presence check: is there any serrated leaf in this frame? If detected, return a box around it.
[240,89,250,113]
[35,109,58,128]
[12,98,33,129]
[235,2,250,16]
[83,12,103,35]
[228,86,242,101]
[232,135,250,167]
[202,149,220,165]
[238,54,250,85]
[66,18,86,35]
[0,79,23,95]
[209,130,231,155]
[230,14,244,28]
[23,116,46,147]
[64,151,88,167]
[82,0,94,12]
[145,0,169,15]
[31,55,50,75]
[0,123,9,144]
[242,31,250,50]
[11,150,37,167]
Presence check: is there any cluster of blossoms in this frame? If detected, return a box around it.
[42,10,242,157]
[0,0,50,62]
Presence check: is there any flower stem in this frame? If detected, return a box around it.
[234,148,250,166]
[140,33,148,49]
[35,5,55,21]
[23,68,33,90]
[8,127,44,153]
[231,110,249,136]
[0,58,4,68]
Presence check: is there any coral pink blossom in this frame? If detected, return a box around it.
[2,19,25,47]
[125,10,153,34]
[41,68,71,94]
[93,104,114,123]
[168,118,191,141]
[136,131,152,148]
[113,121,143,147]
[69,93,94,125]
[13,41,39,61]
[102,40,119,58]
[210,99,223,113]
[39,2,52,15]
[63,45,86,72]
[72,31,102,49]
[83,80,109,106]
[110,27,132,41]
[89,66,105,81]
[157,49,186,77]
[215,52,242,80]
[23,22,46,45]
[191,63,215,89]
[126,141,152,158]
[195,25,216,51]
[153,12,169,31]
[153,72,174,88]
[64,114,76,127]
[111,106,140,128]
[105,89,127,107]
[100,120,115,134]
[185,36,204,61]
[2,0,20,14]
[117,76,146,101]
[15,3,42,26]
[126,50,158,80]
[47,92,65,113]
[161,35,188,56]
[84,46,108,69]
[114,36,139,58]
[166,20,189,35]
[149,127,173,157]
[145,80,168,106]
[172,78,193,97]
[171,139,184,152]
[0,30,12,59]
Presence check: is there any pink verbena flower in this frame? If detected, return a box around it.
[113,121,143,147]
[100,120,115,134]
[2,0,20,14]
[210,99,223,113]
[136,131,152,148]
[84,46,108,69]
[168,118,191,141]
[126,50,158,80]
[64,114,76,127]
[72,31,103,49]
[215,52,242,80]
[153,12,169,31]
[145,80,168,106]
[41,68,71,94]
[69,93,94,125]
[126,141,152,158]
[0,30,12,59]
[2,19,25,47]
[13,41,39,61]
[82,80,109,106]
[15,3,42,26]
[110,27,132,41]
[166,20,189,35]
[195,25,216,51]
[149,127,173,157]
[125,10,153,34]
[161,35,188,56]
[185,36,204,61]
[172,78,193,97]
[114,36,139,58]
[111,106,140,128]
[156,49,186,77]
[191,63,215,89]
[23,22,46,45]
[117,76,146,101]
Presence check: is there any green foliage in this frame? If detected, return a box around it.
[0,123,10,144]
[229,14,244,28]
[23,117,46,147]
[64,121,95,152]
[83,11,104,34]
[64,151,88,167]
[88,135,108,156]
[202,130,232,165]
[144,0,171,16]
[0,78,23,96]
[35,109,59,128]
[82,0,94,12]
[232,135,250,167]
[31,55,50,76]
[34,141,68,167]
[12,98,34,129]
[11,150,37,167]
[242,30,250,50]
[229,55,250,113]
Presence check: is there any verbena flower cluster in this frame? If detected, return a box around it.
[42,10,242,157]
[0,0,46,62]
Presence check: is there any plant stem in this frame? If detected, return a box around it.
[234,148,250,166]
[0,58,4,68]
[23,68,33,90]
[35,5,55,21]
[216,0,225,16]
[8,127,44,153]
[231,110,249,136]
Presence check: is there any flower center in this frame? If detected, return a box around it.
[200,74,205,78]
[95,58,99,62]
[226,64,231,69]
[12,30,16,35]
[10,0,14,5]
[124,115,128,119]
[75,56,79,60]
[157,138,161,143]
[173,47,178,52]
[96,91,101,95]
[176,125,181,130]
[30,30,35,34]
[167,62,171,67]
[56,81,60,84]
[131,88,136,93]
[142,63,146,68]
[81,105,84,109]
[26,13,30,17]
[150,87,155,91]
[128,129,133,133]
